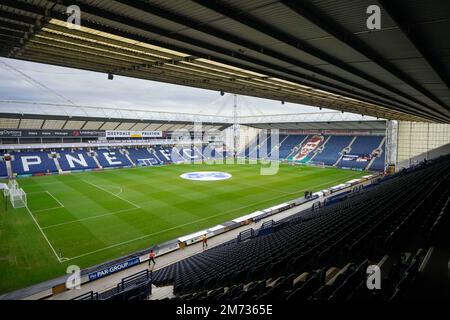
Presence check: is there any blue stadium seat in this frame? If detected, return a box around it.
[153,147,174,164]
[96,149,133,168]
[278,135,307,159]
[58,150,99,171]
[0,159,7,177]
[313,135,353,166]
[11,151,58,175]
[152,155,450,299]
[178,147,203,162]
[338,136,383,170]
[127,148,161,166]
[369,141,386,171]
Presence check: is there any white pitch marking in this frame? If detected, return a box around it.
[52,171,363,262]
[45,190,65,208]
[81,179,140,208]
[24,205,65,263]
[42,207,138,230]
[32,206,64,214]
[27,190,64,213]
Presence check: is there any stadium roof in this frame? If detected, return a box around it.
[248,120,387,131]
[0,100,383,131]
[0,0,449,123]
[0,101,231,131]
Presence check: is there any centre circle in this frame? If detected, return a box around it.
[180,171,232,181]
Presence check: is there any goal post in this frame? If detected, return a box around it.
[287,160,325,168]
[3,179,27,208]
[307,160,325,168]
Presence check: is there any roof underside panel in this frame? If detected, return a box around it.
[0,0,448,123]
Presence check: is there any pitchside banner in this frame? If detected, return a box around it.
[280,130,377,136]
[88,257,141,281]
[0,129,103,137]
[105,130,163,138]
[342,154,372,162]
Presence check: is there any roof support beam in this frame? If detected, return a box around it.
[116,0,444,123]
[49,0,438,121]
[279,0,450,115]
[0,20,30,32]
[191,0,448,122]
[0,0,440,122]
[379,0,450,90]
[1,0,54,58]
[0,10,38,26]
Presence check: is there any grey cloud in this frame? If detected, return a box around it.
[0,57,329,116]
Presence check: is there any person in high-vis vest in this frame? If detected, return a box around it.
[148,250,156,271]
[202,234,208,250]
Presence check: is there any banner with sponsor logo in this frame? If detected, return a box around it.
[88,257,141,281]
[105,130,163,138]
[281,130,378,136]
[0,129,103,137]
[342,154,372,162]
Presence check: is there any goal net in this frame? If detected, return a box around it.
[307,160,325,168]
[4,180,27,208]
[288,160,325,168]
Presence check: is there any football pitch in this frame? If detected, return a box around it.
[0,162,367,293]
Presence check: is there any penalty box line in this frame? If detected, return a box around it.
[24,204,66,263]
[27,190,65,214]
[81,179,141,209]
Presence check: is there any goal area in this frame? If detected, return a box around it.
[3,180,27,208]
[288,160,325,168]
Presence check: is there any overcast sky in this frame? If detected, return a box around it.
[0,57,334,117]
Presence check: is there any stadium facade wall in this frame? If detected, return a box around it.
[397,142,450,169]
[397,122,450,168]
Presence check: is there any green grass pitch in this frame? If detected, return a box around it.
[0,162,367,293]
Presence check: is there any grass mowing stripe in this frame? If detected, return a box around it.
[44,171,360,232]
[24,205,63,262]
[0,163,368,293]
[42,207,139,230]
[32,207,64,214]
[45,191,65,208]
[62,172,362,261]
[81,179,140,209]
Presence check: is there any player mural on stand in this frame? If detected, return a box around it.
[292,135,324,162]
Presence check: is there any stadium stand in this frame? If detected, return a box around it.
[278,135,307,159]
[257,133,272,159]
[310,136,354,166]
[290,135,327,162]
[242,136,259,159]
[0,159,7,177]
[127,148,161,166]
[11,151,58,175]
[95,149,133,168]
[73,270,152,301]
[238,134,386,171]
[2,134,388,177]
[202,145,219,160]
[153,146,173,164]
[58,150,99,171]
[338,136,385,170]
[148,155,450,300]
[368,141,386,172]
